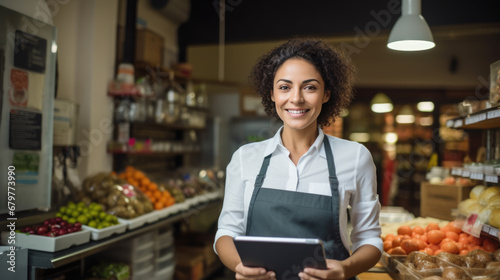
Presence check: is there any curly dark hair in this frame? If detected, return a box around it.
[248,38,356,127]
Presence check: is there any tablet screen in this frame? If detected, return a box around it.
[234,236,327,279]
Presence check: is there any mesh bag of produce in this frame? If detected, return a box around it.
[80,172,154,219]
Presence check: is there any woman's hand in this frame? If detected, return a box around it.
[297,259,346,280]
[234,262,276,280]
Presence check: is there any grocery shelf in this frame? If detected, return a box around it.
[446,105,500,129]
[28,197,222,269]
[451,167,500,184]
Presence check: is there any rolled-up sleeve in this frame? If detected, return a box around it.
[214,148,247,254]
[349,145,383,254]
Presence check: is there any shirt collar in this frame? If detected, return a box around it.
[263,126,327,157]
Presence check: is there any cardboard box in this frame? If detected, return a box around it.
[420,182,474,220]
[135,29,163,66]
[176,244,218,271]
[116,27,164,67]
[174,250,204,280]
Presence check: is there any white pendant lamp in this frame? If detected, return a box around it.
[371,93,393,113]
[387,0,435,51]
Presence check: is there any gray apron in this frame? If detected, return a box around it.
[246,138,354,279]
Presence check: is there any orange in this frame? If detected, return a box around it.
[398,226,413,236]
[412,226,425,236]
[383,240,392,252]
[433,249,443,255]
[447,222,462,234]
[445,231,459,242]
[420,233,428,243]
[441,242,459,254]
[401,239,419,254]
[427,244,440,253]
[459,249,469,255]
[468,235,482,246]
[427,230,445,244]
[439,238,455,246]
[458,236,470,245]
[426,223,440,232]
[482,238,499,253]
[392,236,403,248]
[140,177,151,187]
[422,247,434,255]
[154,201,164,210]
[415,239,426,250]
[389,246,407,255]
[384,234,395,242]
[148,183,158,191]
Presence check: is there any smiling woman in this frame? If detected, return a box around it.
[214,38,383,280]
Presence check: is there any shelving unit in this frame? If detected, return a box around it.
[28,197,223,278]
[445,104,500,242]
[450,167,500,184]
[446,105,500,129]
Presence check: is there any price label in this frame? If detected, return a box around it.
[465,113,487,125]
[454,119,463,128]
[462,170,471,177]
[470,172,484,180]
[462,213,482,238]
[446,120,455,128]
[451,168,462,176]
[485,175,499,184]
[487,108,500,119]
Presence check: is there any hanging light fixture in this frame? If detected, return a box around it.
[396,105,416,124]
[370,93,393,113]
[387,0,435,51]
[417,101,435,112]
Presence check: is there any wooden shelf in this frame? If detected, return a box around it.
[446,105,500,129]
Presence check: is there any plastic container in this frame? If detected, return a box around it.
[1,229,90,252]
[153,262,175,280]
[82,222,127,240]
[131,263,154,280]
[118,210,159,230]
[155,252,175,272]
[130,254,154,274]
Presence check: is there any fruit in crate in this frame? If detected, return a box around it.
[163,179,186,203]
[56,201,119,229]
[79,172,154,219]
[117,166,176,210]
[382,222,500,256]
[18,217,82,237]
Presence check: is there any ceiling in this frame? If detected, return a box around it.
[178,0,500,60]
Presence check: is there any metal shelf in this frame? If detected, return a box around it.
[28,199,222,269]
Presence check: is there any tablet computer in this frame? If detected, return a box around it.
[234,236,327,279]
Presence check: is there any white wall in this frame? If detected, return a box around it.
[51,0,118,178]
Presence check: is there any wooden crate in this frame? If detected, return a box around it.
[420,182,474,221]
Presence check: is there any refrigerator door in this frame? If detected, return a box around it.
[0,6,57,213]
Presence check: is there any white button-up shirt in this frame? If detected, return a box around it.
[215,127,383,255]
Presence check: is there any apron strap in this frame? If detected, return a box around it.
[246,154,272,234]
[323,139,344,246]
